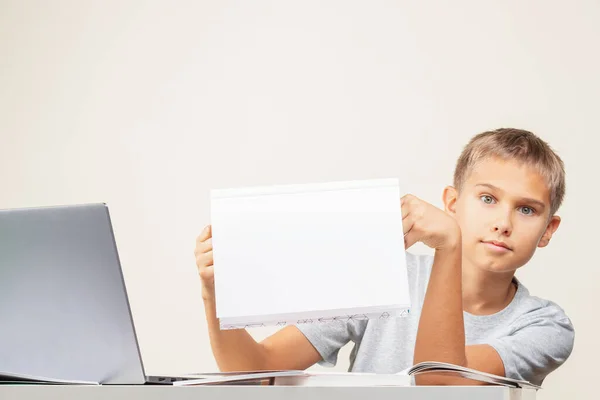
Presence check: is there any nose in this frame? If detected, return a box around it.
[492,216,512,236]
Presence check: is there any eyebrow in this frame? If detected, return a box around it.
[474,183,547,210]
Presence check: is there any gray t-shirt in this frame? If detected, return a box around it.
[296,252,574,386]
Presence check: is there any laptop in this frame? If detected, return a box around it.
[0,203,197,384]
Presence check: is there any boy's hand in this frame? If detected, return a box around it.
[195,225,215,300]
[401,194,461,251]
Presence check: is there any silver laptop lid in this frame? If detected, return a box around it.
[0,203,146,384]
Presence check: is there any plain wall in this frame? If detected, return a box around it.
[1,1,598,398]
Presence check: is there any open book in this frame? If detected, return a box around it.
[173,370,411,387]
[406,362,541,389]
[174,361,541,389]
[210,178,411,329]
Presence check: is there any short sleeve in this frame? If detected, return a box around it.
[295,320,364,367]
[487,306,575,386]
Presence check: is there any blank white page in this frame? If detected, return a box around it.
[210,178,411,329]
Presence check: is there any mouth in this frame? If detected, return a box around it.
[481,240,512,252]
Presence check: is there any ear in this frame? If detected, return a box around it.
[443,186,458,216]
[538,215,561,248]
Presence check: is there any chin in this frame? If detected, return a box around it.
[469,247,520,274]
[477,262,518,274]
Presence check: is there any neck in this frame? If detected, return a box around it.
[461,257,517,315]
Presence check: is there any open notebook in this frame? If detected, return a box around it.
[210,178,411,330]
[173,362,541,389]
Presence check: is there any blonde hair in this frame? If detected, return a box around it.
[453,128,566,216]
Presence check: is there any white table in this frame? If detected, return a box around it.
[0,385,537,400]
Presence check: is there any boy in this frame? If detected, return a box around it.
[194,128,574,386]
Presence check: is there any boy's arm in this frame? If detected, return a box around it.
[204,296,322,372]
[413,245,466,367]
[413,245,505,385]
[402,194,505,385]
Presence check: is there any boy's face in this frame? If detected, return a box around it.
[444,157,561,274]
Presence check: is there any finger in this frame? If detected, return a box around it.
[199,225,212,242]
[197,225,212,243]
[197,238,213,254]
[401,202,411,219]
[402,213,416,236]
[199,265,214,280]
[404,230,419,250]
[401,194,417,218]
[401,194,415,206]
[196,251,214,268]
[194,237,211,257]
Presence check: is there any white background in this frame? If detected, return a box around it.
[1,1,598,398]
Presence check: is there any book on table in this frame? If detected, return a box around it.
[173,361,540,389]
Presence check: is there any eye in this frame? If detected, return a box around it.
[480,195,495,204]
[519,206,536,216]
